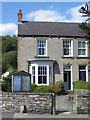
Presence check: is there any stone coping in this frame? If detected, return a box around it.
[2,92,54,95]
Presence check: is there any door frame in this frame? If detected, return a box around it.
[63,65,73,90]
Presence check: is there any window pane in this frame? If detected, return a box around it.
[64,49,69,55]
[38,76,42,84]
[79,66,86,70]
[82,49,86,55]
[39,48,41,55]
[78,49,82,55]
[43,76,47,84]
[42,48,44,55]
[78,42,81,48]
[79,71,86,81]
[22,76,30,91]
[64,73,67,82]
[82,42,85,48]
[64,65,71,71]
[13,76,21,91]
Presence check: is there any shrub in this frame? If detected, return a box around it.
[73,81,90,90]
[2,75,12,92]
[31,84,38,92]
[32,85,54,93]
[50,82,64,95]
[31,82,65,95]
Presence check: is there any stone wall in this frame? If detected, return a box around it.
[73,95,90,114]
[2,92,55,115]
[74,89,90,95]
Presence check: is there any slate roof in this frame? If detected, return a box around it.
[18,21,85,37]
[13,70,31,76]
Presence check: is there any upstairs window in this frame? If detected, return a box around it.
[37,39,47,56]
[63,40,73,56]
[78,41,87,56]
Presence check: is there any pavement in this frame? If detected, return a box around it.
[1,112,89,119]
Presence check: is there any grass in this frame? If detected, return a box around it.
[73,81,90,90]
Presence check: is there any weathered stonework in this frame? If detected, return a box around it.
[18,36,89,89]
[2,92,55,115]
[73,94,90,114]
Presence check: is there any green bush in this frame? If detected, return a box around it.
[2,75,12,92]
[31,84,38,92]
[32,85,54,93]
[73,81,90,90]
[31,82,65,95]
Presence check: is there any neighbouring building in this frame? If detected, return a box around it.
[18,9,89,90]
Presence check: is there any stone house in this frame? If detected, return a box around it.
[18,9,89,90]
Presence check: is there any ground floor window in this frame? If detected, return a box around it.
[31,62,53,86]
[38,66,47,84]
[79,65,86,82]
[32,66,35,84]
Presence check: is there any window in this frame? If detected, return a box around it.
[63,40,73,56]
[32,66,35,84]
[79,65,86,81]
[38,66,47,84]
[31,63,53,86]
[78,41,87,56]
[37,39,47,56]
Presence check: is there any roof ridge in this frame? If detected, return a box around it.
[22,21,81,24]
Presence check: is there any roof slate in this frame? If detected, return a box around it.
[18,21,85,37]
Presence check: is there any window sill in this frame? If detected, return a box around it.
[35,56,50,58]
[76,56,89,59]
[61,56,75,59]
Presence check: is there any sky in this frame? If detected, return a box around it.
[0,1,89,36]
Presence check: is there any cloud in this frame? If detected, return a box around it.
[26,9,66,22]
[26,4,87,23]
[66,4,87,22]
[0,23,17,36]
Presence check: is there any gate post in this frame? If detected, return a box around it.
[51,93,56,115]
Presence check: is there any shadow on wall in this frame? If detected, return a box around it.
[53,61,60,84]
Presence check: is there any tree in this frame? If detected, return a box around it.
[2,35,18,73]
[2,51,17,73]
[79,2,90,81]
[2,35,17,54]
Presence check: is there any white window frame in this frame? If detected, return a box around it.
[37,39,47,56]
[30,62,53,86]
[63,65,73,90]
[77,40,87,57]
[31,66,36,84]
[62,39,73,57]
[78,65,88,82]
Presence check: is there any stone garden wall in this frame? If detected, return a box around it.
[2,92,55,115]
[74,89,90,95]
[73,94,90,114]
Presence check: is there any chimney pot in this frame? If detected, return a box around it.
[18,9,22,23]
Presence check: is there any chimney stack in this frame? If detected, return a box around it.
[18,9,22,23]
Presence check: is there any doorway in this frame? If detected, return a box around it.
[63,65,71,90]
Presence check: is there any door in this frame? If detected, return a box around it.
[64,71,71,90]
